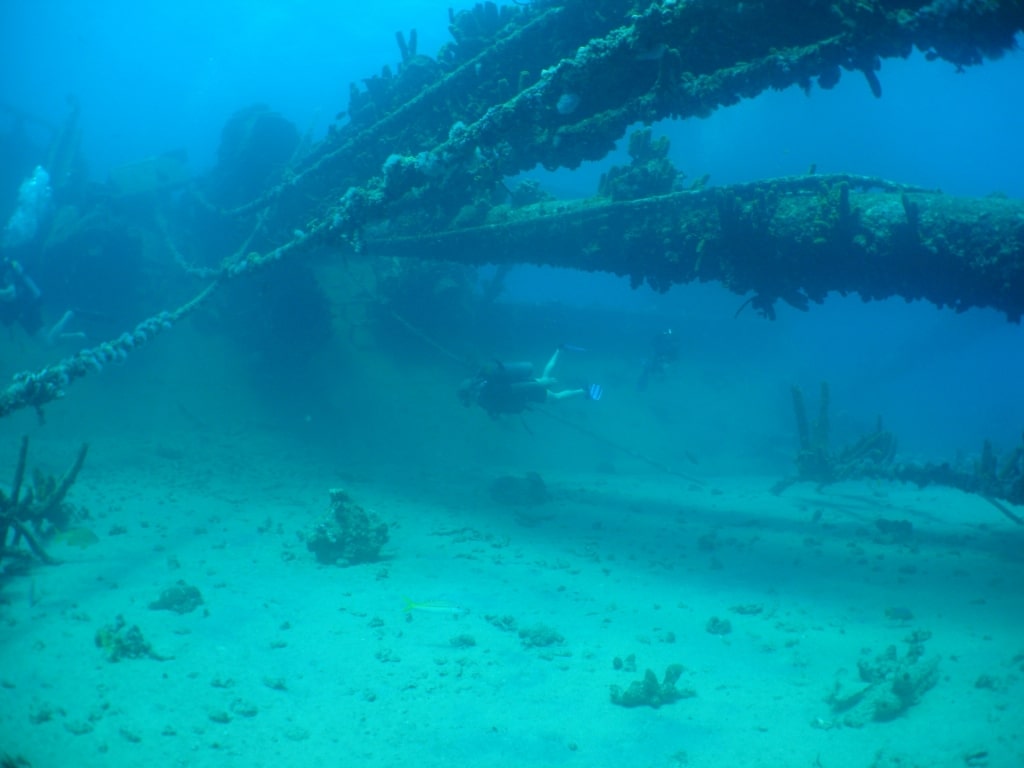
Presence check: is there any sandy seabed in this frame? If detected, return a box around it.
[1,434,1022,768]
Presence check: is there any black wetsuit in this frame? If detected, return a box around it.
[637,329,681,390]
[0,257,43,334]
[475,361,547,416]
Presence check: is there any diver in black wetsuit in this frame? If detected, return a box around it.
[458,347,602,418]
[637,328,681,391]
[0,256,44,335]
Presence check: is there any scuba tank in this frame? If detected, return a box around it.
[482,360,534,383]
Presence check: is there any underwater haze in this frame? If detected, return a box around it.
[5,1,1023,454]
[1,2,1023,767]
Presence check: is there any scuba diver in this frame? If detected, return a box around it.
[0,256,44,335]
[637,328,681,391]
[458,346,603,418]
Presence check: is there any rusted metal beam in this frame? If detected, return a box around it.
[364,175,1024,321]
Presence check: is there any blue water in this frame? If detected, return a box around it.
[2,3,1023,767]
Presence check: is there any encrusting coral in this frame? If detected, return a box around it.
[305,488,389,566]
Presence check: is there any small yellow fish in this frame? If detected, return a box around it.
[403,597,466,616]
[52,527,100,549]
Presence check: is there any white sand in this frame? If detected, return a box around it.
[1,431,1022,768]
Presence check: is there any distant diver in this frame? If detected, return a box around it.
[637,328,681,391]
[0,255,44,335]
[458,346,602,418]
